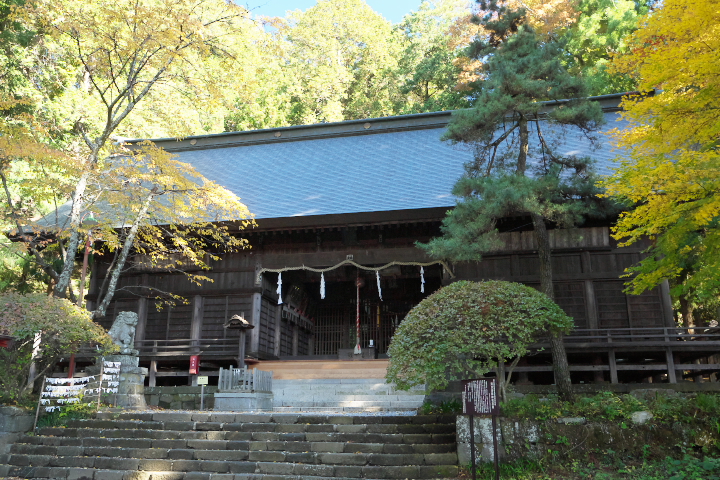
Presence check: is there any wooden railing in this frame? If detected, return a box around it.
[218,367,272,393]
[135,338,239,357]
[122,327,720,359]
[560,326,720,345]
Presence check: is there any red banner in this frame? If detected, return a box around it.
[189,355,200,375]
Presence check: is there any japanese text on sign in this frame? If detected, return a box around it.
[462,378,499,415]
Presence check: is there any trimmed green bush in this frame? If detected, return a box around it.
[386,280,573,394]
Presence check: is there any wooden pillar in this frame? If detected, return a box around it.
[666,347,677,383]
[249,293,262,354]
[584,280,598,331]
[165,307,172,341]
[135,297,148,350]
[238,330,247,369]
[274,305,283,357]
[515,358,531,385]
[292,324,299,356]
[510,255,521,277]
[593,355,605,384]
[660,280,675,328]
[307,332,315,356]
[693,359,704,384]
[608,350,618,384]
[188,296,204,387]
[86,259,100,313]
[190,295,204,355]
[149,360,157,387]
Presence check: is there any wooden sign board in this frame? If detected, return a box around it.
[197,376,209,385]
[462,378,499,415]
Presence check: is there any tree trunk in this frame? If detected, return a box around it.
[54,169,91,298]
[516,117,529,174]
[679,295,695,330]
[531,212,574,401]
[93,191,156,319]
[514,119,573,400]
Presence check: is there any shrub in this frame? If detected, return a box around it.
[0,292,116,404]
[386,280,573,398]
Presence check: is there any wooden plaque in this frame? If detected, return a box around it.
[462,378,499,415]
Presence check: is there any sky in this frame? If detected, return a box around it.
[242,0,425,24]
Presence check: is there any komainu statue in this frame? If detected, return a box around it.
[107,311,139,355]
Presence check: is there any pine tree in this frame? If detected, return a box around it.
[420,0,610,401]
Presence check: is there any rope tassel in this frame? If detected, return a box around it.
[320,272,326,299]
[276,272,283,305]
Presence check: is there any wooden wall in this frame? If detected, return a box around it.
[450,227,672,330]
[92,223,672,362]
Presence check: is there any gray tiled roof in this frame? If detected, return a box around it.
[164,111,628,219]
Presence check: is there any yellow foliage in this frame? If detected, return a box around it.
[5,0,257,310]
[603,0,720,298]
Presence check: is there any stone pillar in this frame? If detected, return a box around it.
[101,311,148,409]
[103,354,148,410]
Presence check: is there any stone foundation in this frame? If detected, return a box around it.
[0,406,33,456]
[145,386,218,410]
[213,392,273,411]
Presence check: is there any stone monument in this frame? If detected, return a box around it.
[96,311,148,409]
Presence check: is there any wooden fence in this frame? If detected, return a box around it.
[218,367,272,393]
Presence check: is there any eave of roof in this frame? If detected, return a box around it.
[125,92,627,152]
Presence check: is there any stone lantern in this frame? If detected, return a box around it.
[224,314,254,369]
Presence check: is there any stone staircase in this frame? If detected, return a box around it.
[256,359,427,412]
[272,379,426,412]
[0,411,458,480]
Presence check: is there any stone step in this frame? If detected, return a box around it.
[269,393,425,401]
[272,380,425,391]
[255,360,390,380]
[93,412,453,424]
[69,420,454,434]
[5,449,457,467]
[32,428,456,446]
[270,406,420,413]
[11,439,456,456]
[271,400,425,409]
[0,464,458,479]
[61,418,453,434]
[269,378,426,410]
[0,413,458,479]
